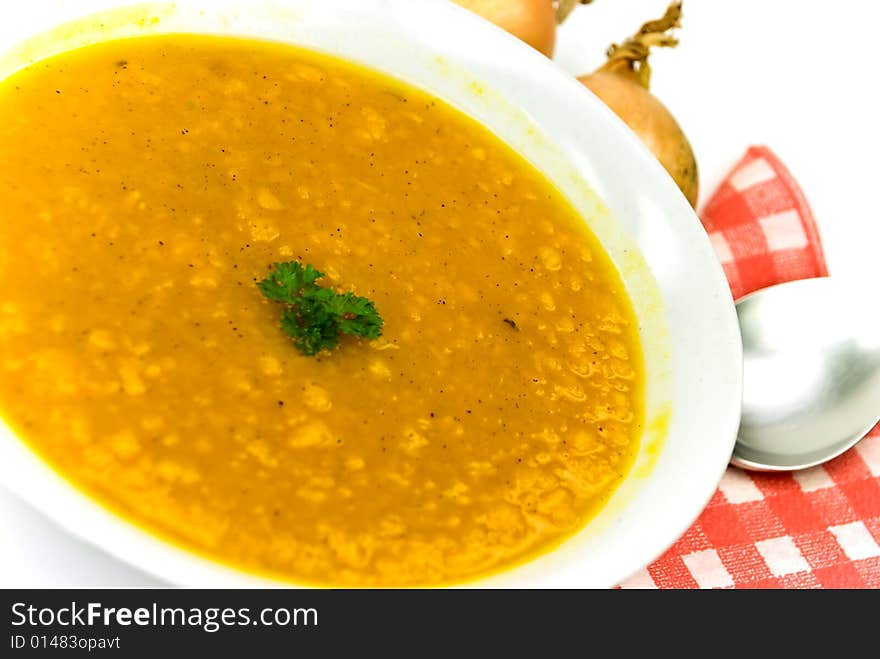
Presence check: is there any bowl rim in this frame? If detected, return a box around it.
[0,0,743,588]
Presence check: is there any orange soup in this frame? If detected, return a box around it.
[0,35,643,586]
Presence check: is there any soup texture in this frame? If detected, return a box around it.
[0,36,643,586]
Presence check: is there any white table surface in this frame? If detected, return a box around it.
[2,0,878,587]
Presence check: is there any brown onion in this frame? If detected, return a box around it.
[452,0,558,57]
[578,2,699,207]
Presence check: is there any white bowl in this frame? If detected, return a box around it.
[0,0,742,588]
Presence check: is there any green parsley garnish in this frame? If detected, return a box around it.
[258,261,383,356]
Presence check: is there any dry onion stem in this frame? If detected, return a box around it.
[599,0,681,88]
[555,0,593,24]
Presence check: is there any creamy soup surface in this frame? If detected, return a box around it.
[0,35,643,586]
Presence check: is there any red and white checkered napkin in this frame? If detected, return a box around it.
[621,146,880,589]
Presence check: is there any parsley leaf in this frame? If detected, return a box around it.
[257,261,323,302]
[258,261,383,356]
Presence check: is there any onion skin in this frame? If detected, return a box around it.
[577,2,699,207]
[452,0,557,57]
[580,71,699,207]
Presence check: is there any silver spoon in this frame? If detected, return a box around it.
[731,277,880,471]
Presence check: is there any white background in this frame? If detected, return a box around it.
[1,0,878,586]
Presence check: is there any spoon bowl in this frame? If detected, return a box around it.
[732,277,880,471]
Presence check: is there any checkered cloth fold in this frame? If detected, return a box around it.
[621,147,880,589]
